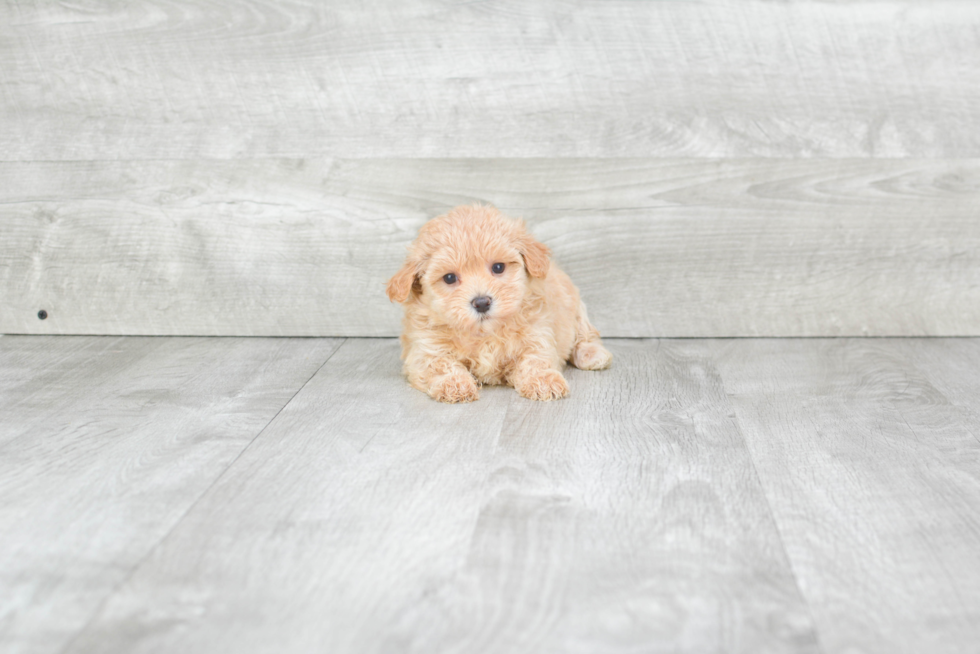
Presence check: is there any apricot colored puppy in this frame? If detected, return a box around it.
[386,205,611,403]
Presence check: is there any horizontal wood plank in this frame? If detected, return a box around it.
[2,158,979,337]
[0,335,343,654]
[1,1,979,159]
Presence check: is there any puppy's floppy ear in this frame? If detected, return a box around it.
[386,258,421,303]
[519,232,551,279]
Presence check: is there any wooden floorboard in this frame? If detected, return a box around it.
[60,338,819,654]
[713,338,980,654]
[2,1,978,159]
[3,158,979,337]
[389,340,819,653]
[4,337,980,653]
[60,339,514,654]
[0,335,343,654]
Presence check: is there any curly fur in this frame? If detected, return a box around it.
[386,205,611,403]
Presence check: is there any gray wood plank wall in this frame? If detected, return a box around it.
[2,1,978,336]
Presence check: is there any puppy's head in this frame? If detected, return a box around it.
[386,205,551,333]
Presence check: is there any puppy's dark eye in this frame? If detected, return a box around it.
[442,273,457,284]
[491,262,505,274]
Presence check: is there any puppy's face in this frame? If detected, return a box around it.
[421,238,525,333]
[387,206,551,334]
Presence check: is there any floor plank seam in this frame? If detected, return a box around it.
[722,395,830,654]
[52,337,349,654]
[457,390,514,573]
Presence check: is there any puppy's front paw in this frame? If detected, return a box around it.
[429,371,480,403]
[572,341,612,370]
[515,369,569,401]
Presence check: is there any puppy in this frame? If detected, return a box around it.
[386,205,611,403]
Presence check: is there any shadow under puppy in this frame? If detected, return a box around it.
[386,205,611,403]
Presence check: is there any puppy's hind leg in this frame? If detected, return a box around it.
[570,302,612,371]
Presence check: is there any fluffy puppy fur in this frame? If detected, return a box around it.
[386,205,611,403]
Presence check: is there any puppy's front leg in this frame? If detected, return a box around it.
[405,348,480,403]
[510,356,569,402]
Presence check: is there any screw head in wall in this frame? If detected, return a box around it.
[38,310,48,320]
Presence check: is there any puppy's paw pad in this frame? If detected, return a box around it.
[430,372,480,403]
[573,342,612,370]
[516,369,569,401]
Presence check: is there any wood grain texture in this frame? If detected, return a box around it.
[2,158,979,337]
[0,335,343,654]
[714,338,980,654]
[381,339,820,654]
[1,0,979,159]
[5,336,980,652]
[61,339,515,654]
[58,339,822,654]
[899,339,980,417]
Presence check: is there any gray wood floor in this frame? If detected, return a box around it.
[2,336,978,654]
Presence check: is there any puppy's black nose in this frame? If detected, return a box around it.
[471,296,492,314]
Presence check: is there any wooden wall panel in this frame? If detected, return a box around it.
[2,1,978,336]
[1,0,978,159]
[2,158,978,337]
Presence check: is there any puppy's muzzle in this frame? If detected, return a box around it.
[471,296,492,314]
